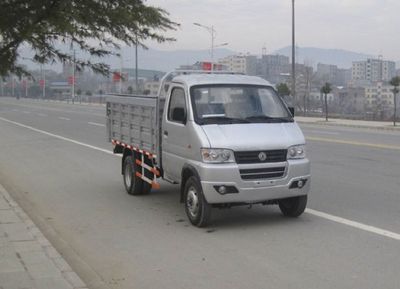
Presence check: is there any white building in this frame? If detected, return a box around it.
[352,58,396,82]
[218,55,247,73]
[364,82,394,108]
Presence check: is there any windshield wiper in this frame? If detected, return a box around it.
[199,116,250,124]
[245,115,294,123]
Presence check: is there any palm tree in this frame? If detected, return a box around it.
[390,76,400,126]
[320,82,332,121]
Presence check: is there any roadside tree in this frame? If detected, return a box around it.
[276,83,291,97]
[390,76,400,126]
[276,83,292,107]
[0,0,178,77]
[320,82,332,121]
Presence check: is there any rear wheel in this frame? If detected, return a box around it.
[123,155,150,195]
[278,195,307,217]
[184,176,211,227]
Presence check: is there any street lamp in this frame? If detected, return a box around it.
[119,55,138,94]
[135,34,139,93]
[291,0,296,104]
[194,22,228,68]
[214,42,229,49]
[40,63,45,100]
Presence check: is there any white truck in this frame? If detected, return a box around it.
[106,71,310,227]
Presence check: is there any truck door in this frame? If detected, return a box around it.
[162,85,191,181]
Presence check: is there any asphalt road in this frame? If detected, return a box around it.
[0,97,399,289]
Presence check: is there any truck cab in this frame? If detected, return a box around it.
[161,74,310,226]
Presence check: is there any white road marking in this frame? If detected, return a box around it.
[0,99,103,116]
[309,130,340,135]
[88,122,105,127]
[58,117,71,121]
[1,115,399,241]
[22,111,31,114]
[37,113,48,117]
[12,109,19,112]
[0,116,113,155]
[306,209,400,241]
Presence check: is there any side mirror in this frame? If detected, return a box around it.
[172,107,186,123]
[288,107,295,117]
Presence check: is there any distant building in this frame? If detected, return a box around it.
[362,82,397,119]
[364,82,394,107]
[50,81,71,99]
[351,58,396,83]
[257,54,290,83]
[245,55,258,76]
[316,63,338,83]
[316,63,351,86]
[336,68,352,86]
[218,55,247,73]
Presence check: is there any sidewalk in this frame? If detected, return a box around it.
[0,184,88,289]
[295,116,400,131]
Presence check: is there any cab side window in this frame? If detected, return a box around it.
[168,87,187,124]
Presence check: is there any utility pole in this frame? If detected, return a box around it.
[11,76,14,97]
[119,56,123,94]
[25,78,28,98]
[135,34,139,93]
[193,23,219,71]
[291,0,296,106]
[39,65,46,100]
[211,25,215,68]
[72,50,76,103]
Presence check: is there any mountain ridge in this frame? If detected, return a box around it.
[19,45,398,73]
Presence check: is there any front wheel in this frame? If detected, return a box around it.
[184,176,211,227]
[278,195,307,217]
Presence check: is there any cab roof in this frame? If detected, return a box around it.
[171,73,272,88]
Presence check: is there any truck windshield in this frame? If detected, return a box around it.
[190,85,293,125]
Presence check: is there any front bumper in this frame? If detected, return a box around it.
[192,159,311,204]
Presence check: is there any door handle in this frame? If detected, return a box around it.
[163,130,168,136]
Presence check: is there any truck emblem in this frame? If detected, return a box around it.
[258,152,267,161]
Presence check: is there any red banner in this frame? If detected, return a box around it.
[39,79,45,88]
[113,72,122,82]
[202,62,212,71]
[68,76,75,85]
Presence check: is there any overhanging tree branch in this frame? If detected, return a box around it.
[0,0,178,77]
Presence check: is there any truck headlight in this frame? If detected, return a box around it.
[287,145,306,159]
[201,148,235,163]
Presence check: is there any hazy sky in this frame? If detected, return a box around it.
[146,0,400,60]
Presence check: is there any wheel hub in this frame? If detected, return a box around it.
[186,187,199,217]
[124,162,132,188]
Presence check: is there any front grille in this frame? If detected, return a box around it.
[239,167,286,180]
[234,150,287,164]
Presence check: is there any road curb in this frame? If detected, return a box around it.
[0,183,88,289]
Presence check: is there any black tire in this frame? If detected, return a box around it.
[123,155,149,195]
[184,176,212,227]
[278,195,307,217]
